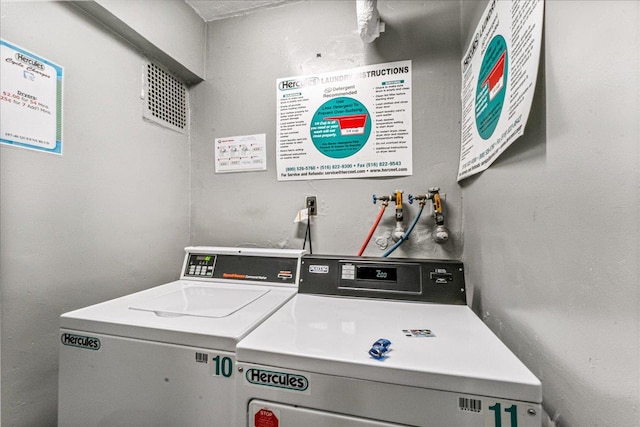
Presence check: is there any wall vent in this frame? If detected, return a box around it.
[143,60,188,133]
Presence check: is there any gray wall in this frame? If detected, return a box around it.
[71,0,206,83]
[460,1,640,426]
[191,0,464,260]
[0,2,191,426]
[94,0,206,79]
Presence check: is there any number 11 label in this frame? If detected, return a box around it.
[487,402,518,427]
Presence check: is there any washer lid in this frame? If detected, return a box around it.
[60,280,296,351]
[129,285,269,318]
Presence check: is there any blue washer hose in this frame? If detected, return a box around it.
[382,204,424,257]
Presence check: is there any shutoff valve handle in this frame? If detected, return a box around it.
[372,195,391,205]
[408,194,428,207]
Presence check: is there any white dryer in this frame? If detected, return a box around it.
[58,246,306,427]
[235,255,542,427]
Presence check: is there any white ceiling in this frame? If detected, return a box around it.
[185,0,302,21]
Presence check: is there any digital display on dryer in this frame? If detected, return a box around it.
[356,266,397,282]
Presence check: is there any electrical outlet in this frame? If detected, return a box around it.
[305,196,317,215]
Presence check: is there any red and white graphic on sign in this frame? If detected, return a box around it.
[254,408,279,427]
[483,51,506,100]
[323,114,368,135]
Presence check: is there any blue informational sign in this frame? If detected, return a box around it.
[1,39,64,155]
[458,0,544,181]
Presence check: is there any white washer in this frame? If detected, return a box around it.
[236,255,542,427]
[58,246,306,427]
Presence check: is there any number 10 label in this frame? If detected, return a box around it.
[210,354,234,378]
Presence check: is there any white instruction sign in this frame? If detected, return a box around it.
[458,0,544,181]
[277,60,412,181]
[215,133,267,173]
[1,40,63,155]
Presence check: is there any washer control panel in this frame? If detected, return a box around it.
[185,254,216,278]
[180,247,306,285]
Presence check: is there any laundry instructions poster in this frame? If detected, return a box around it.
[458,0,544,181]
[276,60,412,181]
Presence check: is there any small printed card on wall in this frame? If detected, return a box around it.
[214,133,267,173]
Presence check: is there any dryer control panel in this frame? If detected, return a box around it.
[300,255,466,304]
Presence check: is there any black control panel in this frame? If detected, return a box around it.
[183,252,300,285]
[185,254,216,278]
[299,255,466,305]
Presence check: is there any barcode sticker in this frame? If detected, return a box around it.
[459,397,482,413]
[195,352,209,364]
[402,329,435,337]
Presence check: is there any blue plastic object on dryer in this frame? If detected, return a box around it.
[368,338,391,360]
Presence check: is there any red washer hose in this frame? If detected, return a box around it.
[357,205,387,256]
